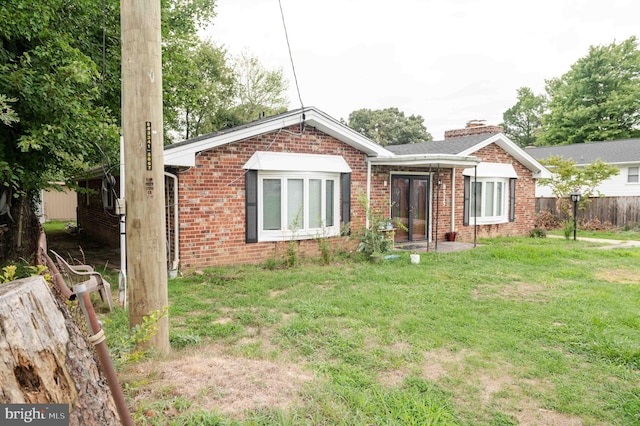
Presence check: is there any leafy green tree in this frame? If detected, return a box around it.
[0,0,217,260]
[501,87,545,147]
[537,156,619,216]
[163,39,236,141]
[0,95,19,126]
[231,51,289,123]
[0,0,120,259]
[344,107,432,146]
[539,37,640,145]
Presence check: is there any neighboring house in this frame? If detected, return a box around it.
[527,138,640,197]
[527,139,640,227]
[78,107,550,270]
[36,183,78,223]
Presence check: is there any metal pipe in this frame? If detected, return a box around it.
[435,163,440,252]
[75,284,134,426]
[450,168,456,232]
[474,166,477,247]
[119,136,127,309]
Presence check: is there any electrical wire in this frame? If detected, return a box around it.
[278,0,304,110]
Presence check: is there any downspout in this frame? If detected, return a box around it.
[474,165,477,248]
[165,171,179,277]
[450,168,456,232]
[435,163,440,252]
[118,136,127,309]
[428,164,432,252]
[366,158,371,229]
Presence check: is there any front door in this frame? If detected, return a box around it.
[391,175,430,242]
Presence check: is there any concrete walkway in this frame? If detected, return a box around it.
[395,241,478,253]
[548,234,640,249]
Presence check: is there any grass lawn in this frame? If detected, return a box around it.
[107,237,640,425]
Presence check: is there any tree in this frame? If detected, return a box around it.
[0,95,19,126]
[344,107,433,146]
[0,0,120,260]
[163,39,236,141]
[231,51,289,123]
[501,87,545,147]
[0,0,217,260]
[539,37,640,145]
[537,155,619,216]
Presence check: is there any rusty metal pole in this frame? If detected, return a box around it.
[74,284,134,426]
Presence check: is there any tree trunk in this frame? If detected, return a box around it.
[0,193,40,263]
[0,276,120,425]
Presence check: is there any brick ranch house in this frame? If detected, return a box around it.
[77,107,550,270]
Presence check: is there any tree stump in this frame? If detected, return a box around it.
[0,276,119,425]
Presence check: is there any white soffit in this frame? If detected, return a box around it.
[243,151,352,173]
[463,162,518,178]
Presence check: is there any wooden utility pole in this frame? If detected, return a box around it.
[120,0,169,354]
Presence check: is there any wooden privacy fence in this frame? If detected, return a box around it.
[536,196,640,228]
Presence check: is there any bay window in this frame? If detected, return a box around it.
[244,151,351,243]
[259,172,339,240]
[470,179,508,224]
[463,163,517,226]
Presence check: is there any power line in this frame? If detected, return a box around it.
[278,0,304,110]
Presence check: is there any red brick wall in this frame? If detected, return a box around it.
[77,136,538,268]
[454,143,537,241]
[175,125,369,269]
[444,125,504,139]
[366,143,537,243]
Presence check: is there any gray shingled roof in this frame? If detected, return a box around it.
[386,133,501,155]
[526,138,640,165]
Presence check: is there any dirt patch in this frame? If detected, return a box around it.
[121,344,313,418]
[472,283,548,302]
[595,268,639,284]
[416,348,583,425]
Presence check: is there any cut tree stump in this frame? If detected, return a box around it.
[0,276,120,425]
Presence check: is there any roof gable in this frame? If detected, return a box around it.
[164,107,393,167]
[387,133,550,178]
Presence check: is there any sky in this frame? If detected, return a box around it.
[203,0,640,140]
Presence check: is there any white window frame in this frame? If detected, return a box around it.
[258,170,341,242]
[470,177,509,225]
[628,166,639,184]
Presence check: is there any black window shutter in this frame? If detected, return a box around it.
[509,178,516,222]
[245,170,258,243]
[463,175,470,226]
[340,173,351,232]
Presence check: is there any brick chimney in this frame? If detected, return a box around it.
[444,120,504,139]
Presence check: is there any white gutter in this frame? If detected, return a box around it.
[164,171,179,277]
[118,136,127,309]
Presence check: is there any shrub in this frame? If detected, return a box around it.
[580,217,615,231]
[529,227,547,238]
[535,210,559,230]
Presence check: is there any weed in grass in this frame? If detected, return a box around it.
[169,332,202,350]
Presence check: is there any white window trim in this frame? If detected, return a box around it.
[470,177,509,225]
[628,166,639,184]
[258,170,341,242]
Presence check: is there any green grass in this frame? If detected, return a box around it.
[42,220,74,232]
[109,237,640,425]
